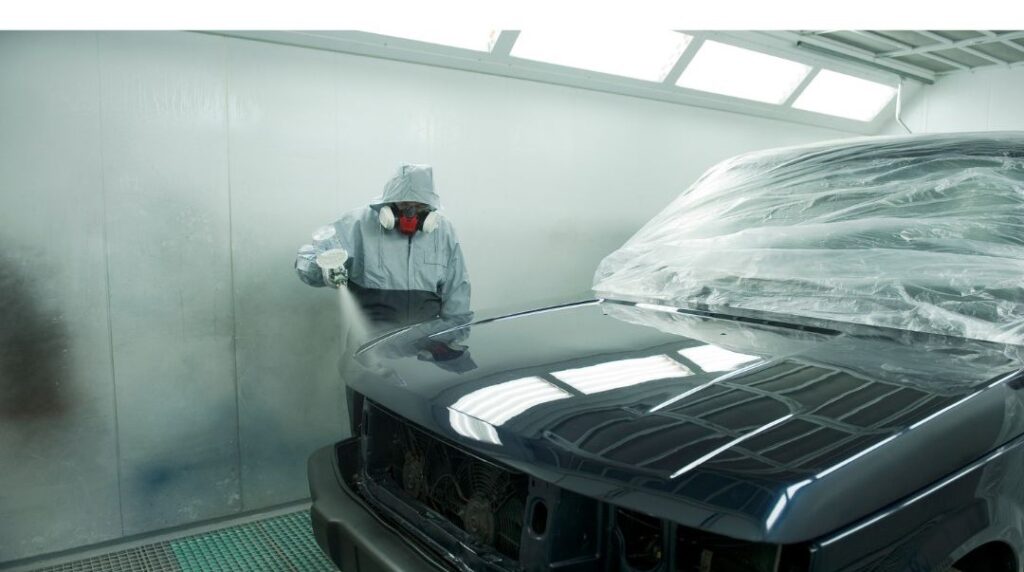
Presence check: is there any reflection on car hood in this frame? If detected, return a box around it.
[348,300,1024,544]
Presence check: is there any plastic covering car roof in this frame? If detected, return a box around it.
[594,132,1024,345]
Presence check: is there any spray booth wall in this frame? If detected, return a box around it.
[885,65,1024,133]
[0,31,855,562]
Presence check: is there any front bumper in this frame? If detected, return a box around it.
[307,441,447,572]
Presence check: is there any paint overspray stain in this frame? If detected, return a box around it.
[133,407,242,521]
[0,250,71,419]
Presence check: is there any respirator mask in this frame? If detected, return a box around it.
[379,204,438,236]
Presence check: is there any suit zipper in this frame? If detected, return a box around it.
[407,235,413,321]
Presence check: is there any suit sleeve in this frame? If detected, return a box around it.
[295,242,327,287]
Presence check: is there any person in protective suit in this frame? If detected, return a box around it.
[294,164,471,330]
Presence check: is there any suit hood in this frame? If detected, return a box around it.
[371,164,441,210]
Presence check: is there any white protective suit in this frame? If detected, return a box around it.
[295,164,471,326]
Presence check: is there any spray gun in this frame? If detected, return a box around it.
[315,248,349,288]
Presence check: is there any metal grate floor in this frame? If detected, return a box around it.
[30,511,338,572]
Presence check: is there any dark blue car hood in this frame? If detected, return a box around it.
[346,300,1024,544]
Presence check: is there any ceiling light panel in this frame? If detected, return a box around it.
[360,28,499,52]
[676,40,812,104]
[511,30,693,82]
[792,70,897,121]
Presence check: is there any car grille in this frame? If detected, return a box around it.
[363,403,528,562]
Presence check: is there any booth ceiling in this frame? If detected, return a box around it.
[214,30,1024,134]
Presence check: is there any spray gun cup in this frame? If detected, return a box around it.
[316,249,350,287]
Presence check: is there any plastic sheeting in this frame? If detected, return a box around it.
[594,133,1024,345]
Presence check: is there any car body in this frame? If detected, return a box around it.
[309,134,1024,572]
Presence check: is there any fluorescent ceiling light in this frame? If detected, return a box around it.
[360,28,499,52]
[792,70,897,121]
[553,355,691,395]
[676,40,811,104]
[511,30,692,82]
[449,377,571,427]
[679,345,759,372]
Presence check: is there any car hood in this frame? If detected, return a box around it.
[347,300,1024,544]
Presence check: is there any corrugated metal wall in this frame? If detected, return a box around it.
[0,31,854,563]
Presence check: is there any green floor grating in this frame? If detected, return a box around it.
[31,511,338,572]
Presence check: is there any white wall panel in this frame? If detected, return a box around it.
[0,31,121,561]
[97,31,239,535]
[886,67,1024,133]
[924,73,992,132]
[226,39,345,510]
[987,69,1024,130]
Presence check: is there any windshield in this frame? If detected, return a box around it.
[594,132,1024,345]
